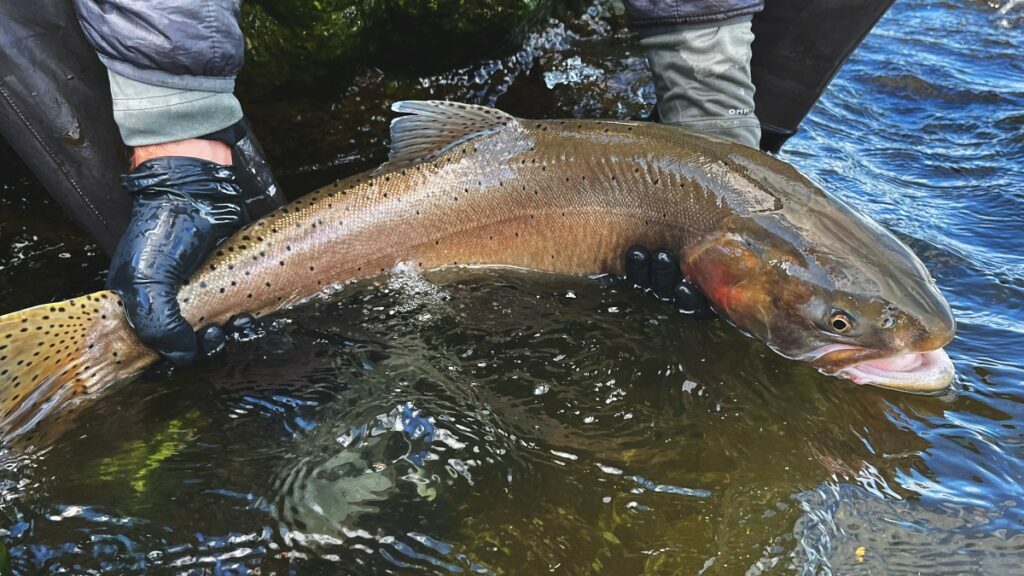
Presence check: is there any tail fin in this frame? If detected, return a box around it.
[0,291,158,438]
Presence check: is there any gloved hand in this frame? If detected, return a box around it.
[107,156,249,366]
[624,246,715,318]
[195,313,259,357]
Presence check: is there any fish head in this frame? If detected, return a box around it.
[683,199,956,393]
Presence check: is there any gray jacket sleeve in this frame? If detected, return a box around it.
[622,0,764,28]
[72,0,245,146]
[72,0,243,92]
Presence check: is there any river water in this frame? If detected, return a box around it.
[0,0,1022,574]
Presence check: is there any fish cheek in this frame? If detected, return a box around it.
[684,235,764,319]
[686,235,816,350]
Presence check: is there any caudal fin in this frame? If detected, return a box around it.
[0,291,158,438]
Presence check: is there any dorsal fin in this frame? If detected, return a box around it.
[384,100,521,170]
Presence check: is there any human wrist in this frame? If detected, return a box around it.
[131,139,233,169]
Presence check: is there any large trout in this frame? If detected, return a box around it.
[0,101,955,436]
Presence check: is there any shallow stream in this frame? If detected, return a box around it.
[0,0,1022,573]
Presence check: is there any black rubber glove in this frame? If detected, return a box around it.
[624,246,715,318]
[107,157,249,366]
[196,313,259,357]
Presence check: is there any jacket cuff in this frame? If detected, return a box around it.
[107,70,243,147]
[634,14,755,38]
[98,55,236,93]
[626,4,762,30]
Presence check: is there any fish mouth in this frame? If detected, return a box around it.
[808,344,954,393]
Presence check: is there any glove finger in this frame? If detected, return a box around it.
[197,324,227,357]
[651,250,682,300]
[225,312,256,334]
[624,246,652,288]
[117,282,199,366]
[673,278,715,318]
[225,313,257,338]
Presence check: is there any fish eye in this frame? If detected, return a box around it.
[828,310,854,333]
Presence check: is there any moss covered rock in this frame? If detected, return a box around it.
[239,0,559,97]
[240,1,386,96]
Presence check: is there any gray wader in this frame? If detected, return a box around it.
[628,0,896,151]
